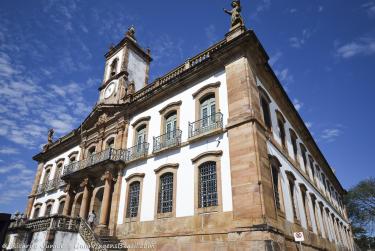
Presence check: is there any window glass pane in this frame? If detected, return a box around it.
[158,173,173,213]
[199,162,218,208]
[127,182,140,218]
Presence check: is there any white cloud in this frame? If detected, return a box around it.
[318,6,324,12]
[362,2,375,17]
[305,122,312,129]
[205,24,218,45]
[275,68,294,84]
[289,29,313,48]
[269,52,283,66]
[0,147,19,155]
[293,98,303,111]
[336,37,375,59]
[251,0,271,18]
[289,8,297,14]
[320,128,342,142]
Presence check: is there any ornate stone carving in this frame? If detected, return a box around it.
[101,170,113,182]
[224,0,244,28]
[80,178,91,188]
[96,113,108,127]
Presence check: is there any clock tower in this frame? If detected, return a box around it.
[98,26,152,105]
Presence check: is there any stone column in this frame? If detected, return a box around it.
[99,171,113,226]
[109,169,123,234]
[79,178,91,219]
[63,184,75,216]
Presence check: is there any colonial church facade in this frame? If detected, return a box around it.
[6,3,354,251]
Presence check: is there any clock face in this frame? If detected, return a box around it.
[104,82,115,99]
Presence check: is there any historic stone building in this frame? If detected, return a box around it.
[6,2,354,250]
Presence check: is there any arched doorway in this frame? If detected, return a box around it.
[71,193,83,217]
[90,187,104,224]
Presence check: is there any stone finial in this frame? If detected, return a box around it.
[224,0,245,29]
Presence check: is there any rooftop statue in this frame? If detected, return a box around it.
[47,128,54,144]
[224,0,244,28]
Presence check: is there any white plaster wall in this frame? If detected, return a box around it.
[29,231,47,251]
[75,234,90,251]
[127,50,147,91]
[52,231,89,251]
[117,70,232,223]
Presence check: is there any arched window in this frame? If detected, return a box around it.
[308,155,315,180]
[135,125,147,153]
[88,146,96,156]
[289,129,298,159]
[300,143,308,169]
[33,206,41,219]
[269,155,283,211]
[165,112,177,138]
[56,163,63,179]
[106,137,115,149]
[58,201,65,215]
[43,168,51,184]
[259,88,272,130]
[286,171,299,222]
[45,204,52,217]
[110,58,118,77]
[276,111,286,147]
[158,173,174,213]
[198,161,218,208]
[299,184,312,230]
[200,94,216,128]
[126,181,141,218]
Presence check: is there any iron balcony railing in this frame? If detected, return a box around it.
[153,129,182,152]
[125,142,149,162]
[62,143,149,177]
[188,112,223,138]
[36,178,66,194]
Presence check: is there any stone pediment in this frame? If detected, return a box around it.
[80,103,125,132]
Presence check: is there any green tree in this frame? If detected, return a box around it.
[345,177,375,250]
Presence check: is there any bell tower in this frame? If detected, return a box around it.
[98,26,152,105]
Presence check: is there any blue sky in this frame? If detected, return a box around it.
[0,0,374,213]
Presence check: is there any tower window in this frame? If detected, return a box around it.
[110,58,118,77]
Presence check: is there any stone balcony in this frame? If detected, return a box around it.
[62,143,149,178]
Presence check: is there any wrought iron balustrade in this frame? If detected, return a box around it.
[188,112,223,138]
[35,178,65,194]
[153,129,182,152]
[62,145,149,177]
[125,142,149,162]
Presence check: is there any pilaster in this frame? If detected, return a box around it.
[225,54,276,227]
[25,161,45,218]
